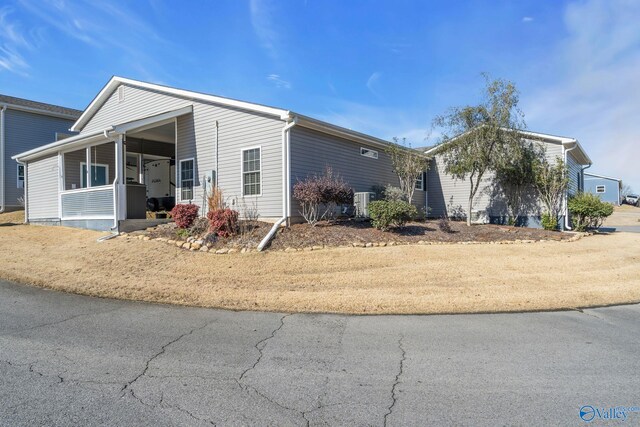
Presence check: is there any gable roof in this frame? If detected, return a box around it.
[0,94,82,119]
[71,76,290,132]
[584,172,621,182]
[424,128,592,165]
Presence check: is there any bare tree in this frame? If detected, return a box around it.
[433,75,526,226]
[386,137,430,204]
[534,155,569,221]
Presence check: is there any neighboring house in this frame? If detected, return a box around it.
[583,172,621,205]
[0,95,81,213]
[13,77,427,231]
[424,131,592,229]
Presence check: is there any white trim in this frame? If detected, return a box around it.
[360,147,379,159]
[178,158,195,202]
[415,172,424,191]
[13,129,111,162]
[584,172,621,182]
[61,215,115,221]
[241,146,262,197]
[16,164,24,188]
[60,185,114,195]
[80,161,110,188]
[596,185,606,193]
[71,77,288,132]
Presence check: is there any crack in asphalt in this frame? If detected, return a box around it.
[121,320,212,399]
[234,379,304,424]
[575,308,605,320]
[383,335,406,427]
[12,308,122,334]
[238,314,290,382]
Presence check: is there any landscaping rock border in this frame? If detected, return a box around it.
[117,231,585,255]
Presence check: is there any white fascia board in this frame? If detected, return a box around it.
[71,76,289,132]
[12,129,111,162]
[584,172,621,182]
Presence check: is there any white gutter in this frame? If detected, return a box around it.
[563,140,578,231]
[0,104,6,213]
[257,116,297,252]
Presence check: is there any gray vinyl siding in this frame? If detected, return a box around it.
[584,175,620,205]
[4,109,75,208]
[426,139,564,219]
[566,150,582,197]
[26,154,59,220]
[289,126,427,218]
[81,84,284,218]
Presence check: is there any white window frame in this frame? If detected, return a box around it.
[17,164,24,188]
[241,146,262,197]
[80,162,110,188]
[596,185,606,193]
[179,158,195,202]
[360,147,378,159]
[415,172,424,191]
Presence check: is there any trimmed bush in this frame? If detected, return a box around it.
[568,192,614,231]
[540,213,558,231]
[207,208,239,238]
[293,167,354,226]
[383,185,407,202]
[368,200,417,231]
[170,204,199,229]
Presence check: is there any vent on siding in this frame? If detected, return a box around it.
[118,86,125,103]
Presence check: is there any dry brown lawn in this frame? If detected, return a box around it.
[1,211,639,314]
[605,205,640,226]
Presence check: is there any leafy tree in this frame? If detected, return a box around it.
[386,137,430,204]
[534,156,569,223]
[494,141,542,225]
[433,75,526,226]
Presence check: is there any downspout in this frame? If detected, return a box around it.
[563,141,578,231]
[0,105,7,213]
[257,115,297,252]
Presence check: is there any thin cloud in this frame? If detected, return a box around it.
[366,71,382,97]
[267,73,291,89]
[0,7,31,74]
[249,0,280,60]
[522,16,534,23]
[523,0,640,188]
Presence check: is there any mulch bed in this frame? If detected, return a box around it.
[266,219,573,250]
[128,217,573,252]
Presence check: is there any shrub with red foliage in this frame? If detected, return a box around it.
[170,204,199,229]
[207,208,239,238]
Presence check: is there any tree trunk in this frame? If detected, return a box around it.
[467,194,473,226]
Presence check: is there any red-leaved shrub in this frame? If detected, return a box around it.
[293,167,354,225]
[207,208,239,238]
[170,204,199,229]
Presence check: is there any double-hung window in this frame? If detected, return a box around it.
[415,172,424,190]
[180,159,194,200]
[17,164,24,188]
[242,148,261,196]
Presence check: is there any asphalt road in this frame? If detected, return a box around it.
[1,279,639,426]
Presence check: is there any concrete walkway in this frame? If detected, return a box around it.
[1,279,639,426]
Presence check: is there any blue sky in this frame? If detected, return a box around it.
[1,0,639,189]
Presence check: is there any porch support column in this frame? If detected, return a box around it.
[115,134,127,220]
[85,146,91,188]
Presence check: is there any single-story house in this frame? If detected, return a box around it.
[1,95,81,213]
[13,76,427,231]
[424,130,593,229]
[583,172,621,205]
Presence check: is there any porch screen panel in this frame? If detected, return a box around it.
[61,187,114,218]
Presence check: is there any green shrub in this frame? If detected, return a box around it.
[369,200,417,231]
[568,193,614,231]
[541,213,558,231]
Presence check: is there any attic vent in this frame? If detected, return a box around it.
[360,147,378,159]
[118,86,125,103]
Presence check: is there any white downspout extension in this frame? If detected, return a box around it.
[0,105,7,213]
[563,141,578,231]
[257,116,297,252]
